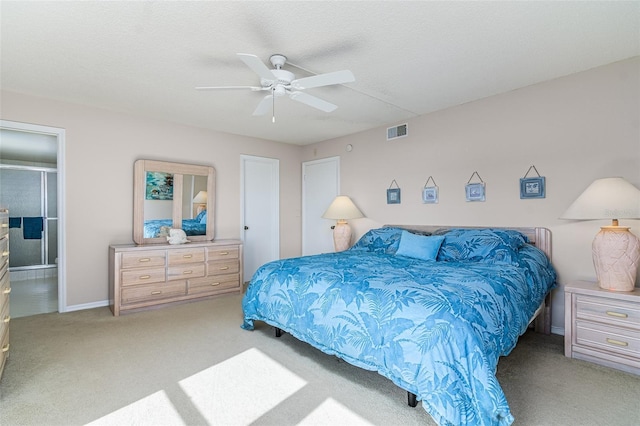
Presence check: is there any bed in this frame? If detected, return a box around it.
[143,211,207,238]
[241,226,557,426]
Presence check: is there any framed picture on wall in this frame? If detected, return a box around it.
[145,171,174,200]
[387,188,401,204]
[465,182,485,202]
[422,187,438,204]
[520,176,546,199]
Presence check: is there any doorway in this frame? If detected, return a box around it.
[240,155,279,283]
[302,156,339,256]
[0,120,66,317]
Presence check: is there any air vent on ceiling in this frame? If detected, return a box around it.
[387,123,408,141]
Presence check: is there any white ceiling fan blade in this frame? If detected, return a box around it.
[237,53,276,81]
[253,94,273,116]
[195,86,266,91]
[289,91,337,112]
[290,70,355,90]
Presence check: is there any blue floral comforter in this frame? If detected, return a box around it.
[242,231,555,425]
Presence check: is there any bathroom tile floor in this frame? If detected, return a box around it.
[10,276,58,318]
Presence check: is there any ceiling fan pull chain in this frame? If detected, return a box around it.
[272,87,276,123]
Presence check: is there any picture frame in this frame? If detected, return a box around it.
[422,187,439,204]
[520,176,546,199]
[465,182,485,202]
[145,171,174,200]
[387,188,401,204]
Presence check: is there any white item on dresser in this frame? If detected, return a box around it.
[564,280,640,375]
[109,240,242,316]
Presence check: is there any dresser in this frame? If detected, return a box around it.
[0,209,10,380]
[109,240,242,316]
[565,280,640,375]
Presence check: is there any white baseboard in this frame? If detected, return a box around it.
[64,299,109,312]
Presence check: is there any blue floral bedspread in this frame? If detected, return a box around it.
[242,239,556,425]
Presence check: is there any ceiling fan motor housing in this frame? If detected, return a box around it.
[261,69,295,95]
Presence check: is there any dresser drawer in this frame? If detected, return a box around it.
[207,260,239,276]
[575,319,640,359]
[0,236,8,270]
[0,324,9,378]
[188,274,240,295]
[168,248,205,265]
[121,251,166,269]
[121,267,166,286]
[0,294,9,333]
[207,246,239,261]
[168,263,205,281]
[0,216,8,237]
[0,268,9,305]
[121,281,186,305]
[576,294,640,330]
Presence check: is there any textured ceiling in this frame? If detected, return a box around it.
[1,1,639,145]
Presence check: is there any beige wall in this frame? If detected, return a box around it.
[302,57,640,333]
[0,91,303,307]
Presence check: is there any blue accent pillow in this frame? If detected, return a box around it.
[435,228,528,265]
[395,231,445,261]
[349,227,405,254]
[195,210,207,224]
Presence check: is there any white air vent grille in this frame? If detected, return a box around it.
[387,123,408,140]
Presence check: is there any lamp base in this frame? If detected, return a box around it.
[592,226,640,291]
[333,220,352,252]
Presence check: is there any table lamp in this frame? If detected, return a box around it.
[192,191,207,215]
[322,195,364,252]
[561,177,640,291]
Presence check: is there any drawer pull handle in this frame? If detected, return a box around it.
[183,270,193,275]
[219,252,229,256]
[2,251,8,257]
[139,258,151,263]
[1,223,7,228]
[606,338,628,347]
[3,315,9,324]
[211,282,221,286]
[220,266,229,270]
[606,311,628,319]
[2,344,9,353]
[183,254,193,258]
[151,291,162,295]
[139,275,151,280]
[3,287,10,295]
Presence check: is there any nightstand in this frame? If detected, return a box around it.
[564,280,640,375]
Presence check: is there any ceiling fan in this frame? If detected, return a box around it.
[196,53,355,121]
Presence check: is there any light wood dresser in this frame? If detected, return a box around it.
[565,280,640,375]
[109,240,242,316]
[0,209,10,380]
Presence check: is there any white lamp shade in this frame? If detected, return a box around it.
[192,191,207,204]
[322,196,364,220]
[561,177,640,220]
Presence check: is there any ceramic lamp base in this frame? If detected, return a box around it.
[592,226,640,291]
[333,221,352,252]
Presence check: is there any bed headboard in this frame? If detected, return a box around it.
[385,225,552,260]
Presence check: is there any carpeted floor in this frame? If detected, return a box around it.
[1,293,639,425]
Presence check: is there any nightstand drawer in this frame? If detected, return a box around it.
[576,294,640,330]
[575,320,640,359]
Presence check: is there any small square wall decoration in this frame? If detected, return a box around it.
[387,179,401,204]
[520,165,546,199]
[422,176,439,204]
[465,171,485,202]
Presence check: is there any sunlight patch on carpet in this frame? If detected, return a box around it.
[179,347,307,424]
[298,397,374,425]
[86,390,184,425]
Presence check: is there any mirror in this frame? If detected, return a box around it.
[133,160,215,244]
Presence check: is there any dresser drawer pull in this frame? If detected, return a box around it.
[3,287,10,295]
[138,258,151,263]
[211,282,221,286]
[219,266,230,271]
[3,315,9,324]
[2,251,8,257]
[151,290,162,295]
[183,270,193,275]
[606,311,628,319]
[183,254,193,258]
[139,275,151,280]
[1,223,7,228]
[219,251,229,256]
[2,344,9,353]
[606,338,629,347]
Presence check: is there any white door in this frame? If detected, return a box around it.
[241,155,279,282]
[302,156,339,256]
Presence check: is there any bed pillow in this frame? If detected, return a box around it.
[195,210,207,223]
[395,231,445,261]
[349,227,405,254]
[435,228,528,265]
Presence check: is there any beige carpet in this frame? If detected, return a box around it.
[1,293,639,426]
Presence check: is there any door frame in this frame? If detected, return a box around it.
[0,119,67,313]
[240,154,279,280]
[301,156,340,255]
